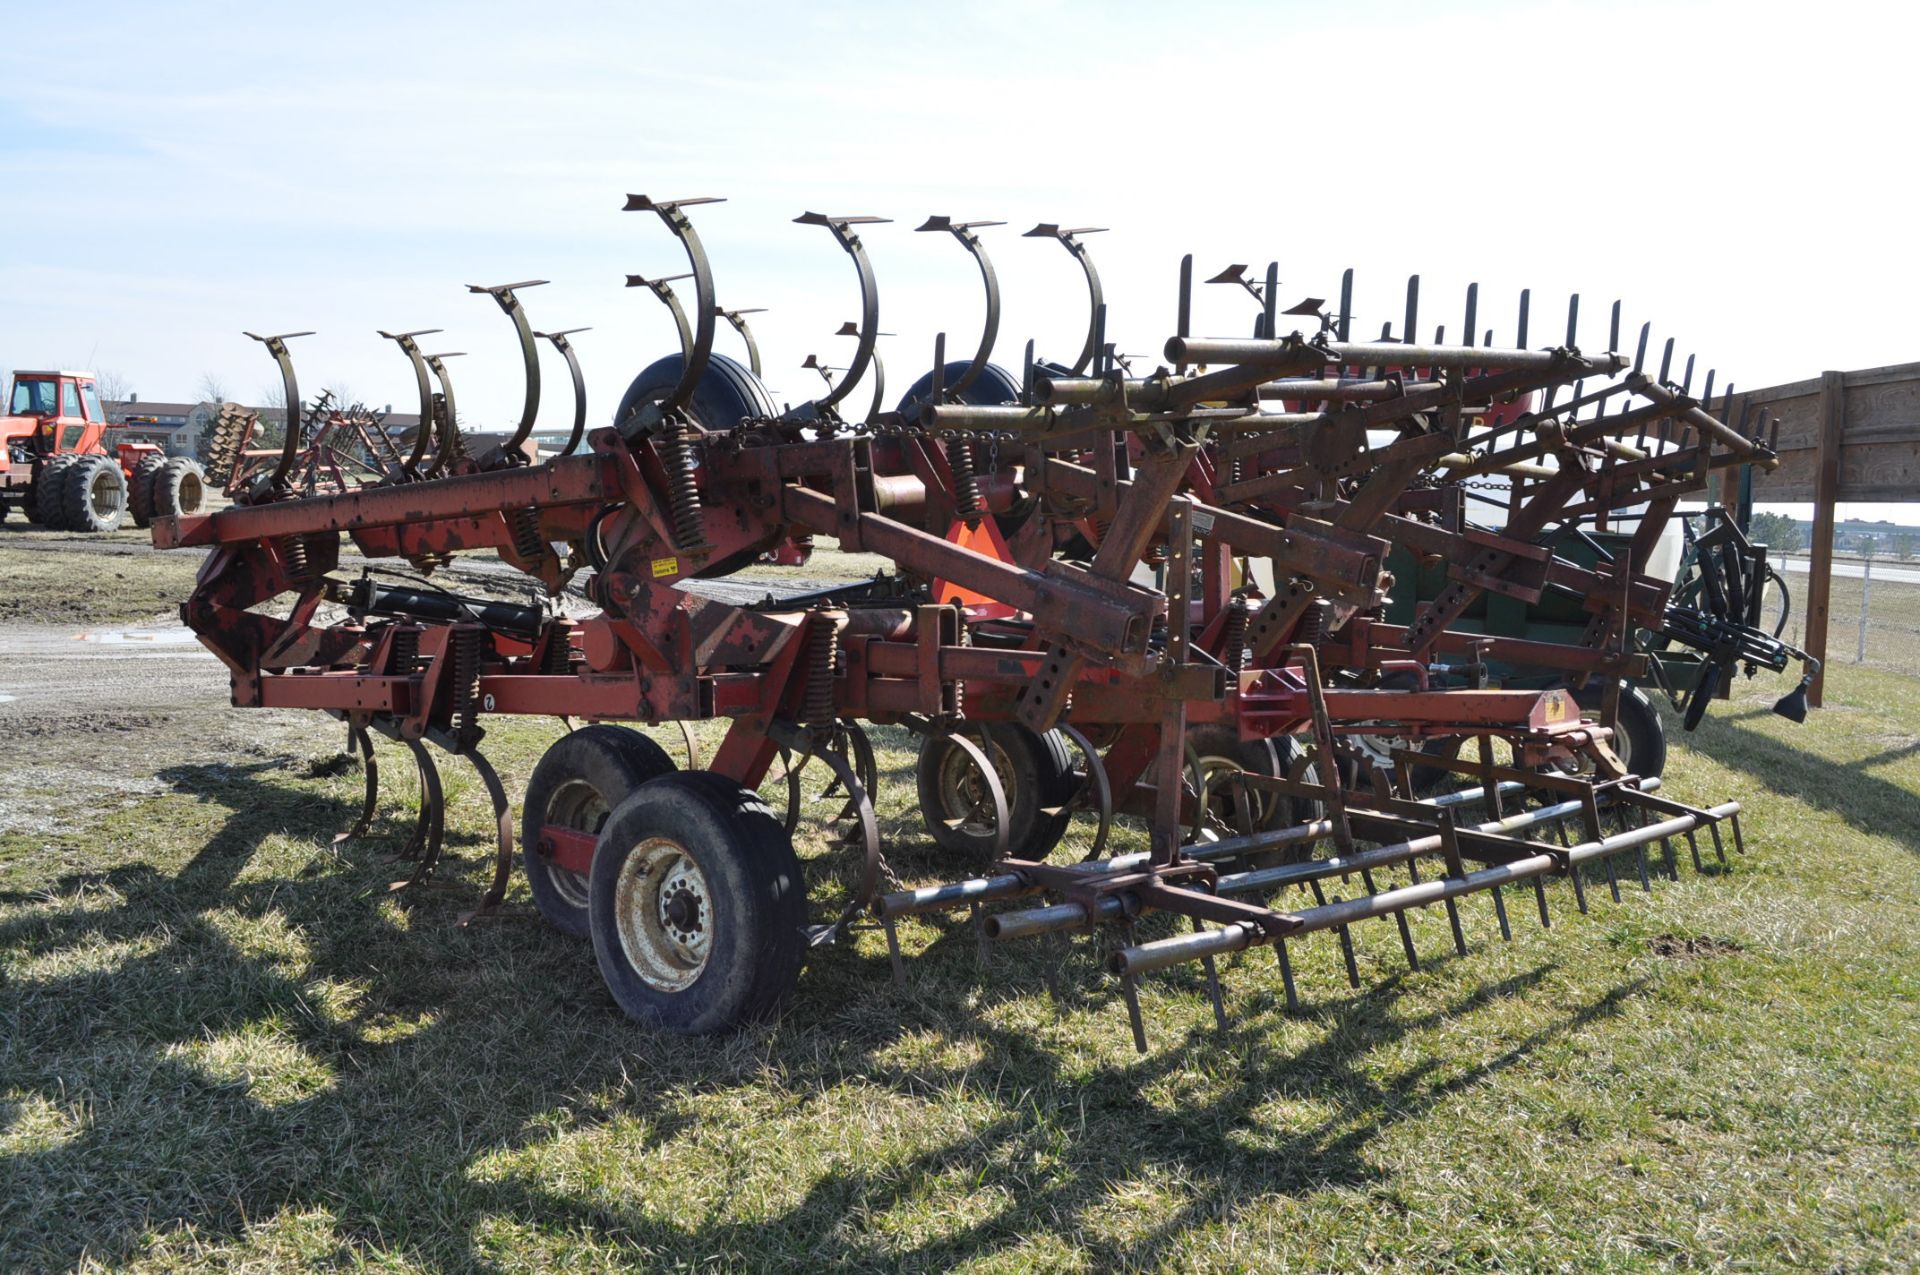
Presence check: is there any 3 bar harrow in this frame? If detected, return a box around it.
[152,193,1794,1046]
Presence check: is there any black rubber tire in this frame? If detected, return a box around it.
[893,360,1023,414]
[589,771,807,1034]
[1573,681,1667,780]
[63,455,126,533]
[614,351,778,434]
[28,455,79,527]
[915,724,1078,861]
[128,454,165,528]
[152,456,207,518]
[521,726,678,936]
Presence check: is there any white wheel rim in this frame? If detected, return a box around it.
[613,837,713,991]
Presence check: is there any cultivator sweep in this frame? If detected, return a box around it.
[152,194,1790,1046]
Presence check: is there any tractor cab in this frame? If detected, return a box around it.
[4,371,110,462]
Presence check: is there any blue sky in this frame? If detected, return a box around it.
[2,0,1914,515]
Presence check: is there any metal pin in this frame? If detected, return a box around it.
[1708,821,1728,866]
[1605,852,1622,903]
[1491,884,1512,941]
[1446,897,1468,956]
[1534,877,1552,928]
[1686,829,1704,873]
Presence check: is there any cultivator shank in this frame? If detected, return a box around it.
[153,192,1790,1047]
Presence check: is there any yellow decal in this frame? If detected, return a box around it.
[1544,691,1570,722]
[651,556,679,578]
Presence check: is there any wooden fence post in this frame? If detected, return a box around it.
[1805,370,1844,706]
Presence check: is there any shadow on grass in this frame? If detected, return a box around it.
[1686,710,1920,856]
[1,760,1652,1272]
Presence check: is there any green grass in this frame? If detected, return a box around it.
[2,670,1918,1271]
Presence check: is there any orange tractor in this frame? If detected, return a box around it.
[1,370,207,531]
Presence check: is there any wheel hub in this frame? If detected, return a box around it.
[613,838,713,991]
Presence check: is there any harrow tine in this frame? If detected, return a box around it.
[458,747,517,923]
[534,327,592,458]
[1515,287,1530,348]
[915,216,1005,398]
[243,330,315,494]
[1023,222,1106,376]
[1564,292,1579,348]
[392,739,445,890]
[1403,274,1420,348]
[1463,282,1478,348]
[1274,937,1301,1013]
[1196,920,1229,1031]
[377,329,442,479]
[1491,883,1512,941]
[1338,268,1354,343]
[715,305,766,377]
[1658,336,1675,385]
[625,195,723,426]
[334,724,379,844]
[1175,254,1193,375]
[1633,322,1651,375]
[465,279,548,464]
[1609,299,1621,353]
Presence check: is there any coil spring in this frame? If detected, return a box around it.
[280,535,311,584]
[802,613,840,726]
[450,627,483,748]
[662,416,705,547]
[390,627,420,674]
[946,438,982,520]
[510,507,545,562]
[1296,599,1329,647]
[541,622,573,675]
[1221,595,1250,672]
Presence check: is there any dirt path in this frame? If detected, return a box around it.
[0,621,315,838]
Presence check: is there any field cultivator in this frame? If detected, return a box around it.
[153,194,1787,1047]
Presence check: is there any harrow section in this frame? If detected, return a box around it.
[152,193,1794,1047]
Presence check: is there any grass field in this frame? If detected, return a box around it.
[3,633,1918,1270]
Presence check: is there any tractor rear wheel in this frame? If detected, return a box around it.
[128,454,166,528]
[63,456,127,533]
[916,724,1078,861]
[152,457,208,519]
[28,456,80,527]
[521,725,678,936]
[589,771,806,1034]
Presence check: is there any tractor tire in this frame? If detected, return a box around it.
[589,771,807,1034]
[893,360,1023,414]
[152,457,208,519]
[916,724,1078,862]
[28,455,80,528]
[614,351,778,435]
[128,454,166,528]
[1574,682,1667,780]
[63,456,127,533]
[521,726,678,937]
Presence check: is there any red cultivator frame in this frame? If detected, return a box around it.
[154,193,1778,1046]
